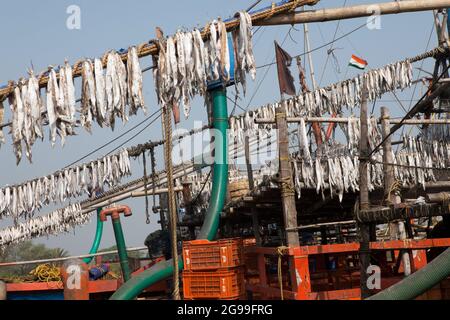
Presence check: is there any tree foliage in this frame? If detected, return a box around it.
[0,241,69,279]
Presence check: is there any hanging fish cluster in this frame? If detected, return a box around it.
[0,204,89,248]
[0,149,131,221]
[153,12,256,119]
[0,101,5,148]
[229,59,413,141]
[9,69,46,164]
[291,142,362,202]
[6,46,146,164]
[289,138,441,202]
[394,134,450,188]
[184,172,212,209]
[344,116,383,154]
[422,121,450,141]
[230,102,278,145]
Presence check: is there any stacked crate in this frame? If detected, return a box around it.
[182,238,245,300]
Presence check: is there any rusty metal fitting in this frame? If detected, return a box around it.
[100,205,132,222]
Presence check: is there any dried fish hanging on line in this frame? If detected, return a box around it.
[394,134,449,188]
[290,147,372,202]
[229,59,413,142]
[47,63,77,149]
[0,100,5,148]
[152,11,256,120]
[422,118,450,141]
[289,141,439,202]
[0,148,131,221]
[4,46,147,164]
[0,203,89,248]
[184,171,212,210]
[232,11,257,95]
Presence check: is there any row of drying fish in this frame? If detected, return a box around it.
[0,148,131,221]
[153,11,256,119]
[229,59,413,143]
[422,122,450,142]
[292,137,442,201]
[80,48,146,134]
[4,46,146,165]
[0,102,4,147]
[403,134,450,169]
[395,149,435,189]
[0,204,89,248]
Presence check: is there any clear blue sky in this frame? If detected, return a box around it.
[0,0,437,255]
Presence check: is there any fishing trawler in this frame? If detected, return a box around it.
[1,0,450,302]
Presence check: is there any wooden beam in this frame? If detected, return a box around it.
[426,192,450,203]
[276,104,300,247]
[358,81,371,299]
[381,107,396,205]
[257,0,450,26]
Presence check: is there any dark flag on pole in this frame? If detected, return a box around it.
[275,41,296,96]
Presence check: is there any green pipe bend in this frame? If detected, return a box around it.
[112,218,132,282]
[83,208,104,264]
[110,88,229,300]
[367,247,450,300]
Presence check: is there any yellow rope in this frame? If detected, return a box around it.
[386,180,402,204]
[279,176,296,197]
[28,263,63,289]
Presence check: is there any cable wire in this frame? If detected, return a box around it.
[64,107,162,168]
[256,17,376,70]
[368,63,450,158]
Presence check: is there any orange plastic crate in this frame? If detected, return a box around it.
[183,268,245,300]
[183,238,243,271]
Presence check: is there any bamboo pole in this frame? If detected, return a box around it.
[131,187,184,198]
[276,103,300,247]
[380,107,411,275]
[257,0,450,26]
[380,107,396,205]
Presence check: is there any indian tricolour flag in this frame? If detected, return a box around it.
[349,55,368,70]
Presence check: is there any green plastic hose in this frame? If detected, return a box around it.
[367,247,450,300]
[110,87,229,300]
[111,217,132,282]
[83,208,104,265]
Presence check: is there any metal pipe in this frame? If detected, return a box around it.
[0,247,148,268]
[111,218,132,282]
[131,187,184,198]
[257,0,450,26]
[368,247,450,300]
[83,208,104,265]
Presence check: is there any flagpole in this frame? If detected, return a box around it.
[303,23,318,91]
[302,6,324,146]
